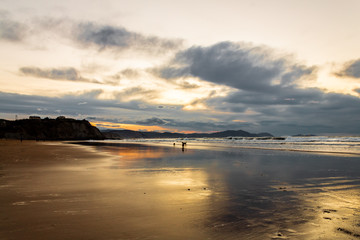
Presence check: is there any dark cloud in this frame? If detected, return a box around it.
[335,59,360,79]
[74,22,183,53]
[133,117,255,132]
[136,117,167,125]
[278,92,360,134]
[148,68,201,89]
[224,87,323,106]
[0,12,27,41]
[158,42,316,92]
[205,87,360,135]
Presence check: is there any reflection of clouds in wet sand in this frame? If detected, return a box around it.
[201,176,360,239]
[274,177,360,239]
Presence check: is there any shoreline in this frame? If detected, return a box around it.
[98,139,360,157]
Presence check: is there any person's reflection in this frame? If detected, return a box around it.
[182,142,187,152]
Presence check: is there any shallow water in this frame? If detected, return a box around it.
[114,136,360,155]
[2,141,360,239]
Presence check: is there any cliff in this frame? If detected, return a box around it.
[102,129,273,139]
[0,118,104,140]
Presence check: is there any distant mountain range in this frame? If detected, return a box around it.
[102,129,273,139]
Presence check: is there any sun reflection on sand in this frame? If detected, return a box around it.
[109,146,169,160]
[83,143,218,238]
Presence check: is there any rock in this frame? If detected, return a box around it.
[0,117,104,140]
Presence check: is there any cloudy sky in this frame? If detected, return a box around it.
[1,0,360,136]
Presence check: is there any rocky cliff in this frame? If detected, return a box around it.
[0,118,104,140]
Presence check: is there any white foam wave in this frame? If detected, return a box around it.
[110,136,360,155]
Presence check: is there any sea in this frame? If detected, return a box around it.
[105,135,360,155]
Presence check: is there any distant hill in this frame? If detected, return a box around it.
[102,129,273,139]
[0,118,104,140]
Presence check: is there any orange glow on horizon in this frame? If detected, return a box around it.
[90,121,197,134]
[91,121,171,131]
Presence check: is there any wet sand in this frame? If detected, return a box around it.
[1,140,360,239]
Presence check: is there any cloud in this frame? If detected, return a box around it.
[0,90,162,117]
[113,87,159,101]
[73,22,183,53]
[136,117,167,125]
[157,42,316,92]
[150,41,360,135]
[178,80,200,89]
[0,13,183,55]
[0,12,28,41]
[334,59,360,79]
[19,66,119,85]
[204,87,360,135]
[151,40,359,135]
[0,90,244,133]
[112,68,141,80]
[20,67,83,81]
[133,117,256,133]
[223,87,323,106]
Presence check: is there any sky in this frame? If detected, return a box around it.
[0,0,360,136]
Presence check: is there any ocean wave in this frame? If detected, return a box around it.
[108,136,360,155]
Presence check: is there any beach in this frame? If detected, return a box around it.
[2,140,360,239]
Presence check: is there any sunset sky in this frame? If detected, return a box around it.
[1,0,360,135]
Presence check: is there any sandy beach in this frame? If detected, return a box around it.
[2,140,360,239]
